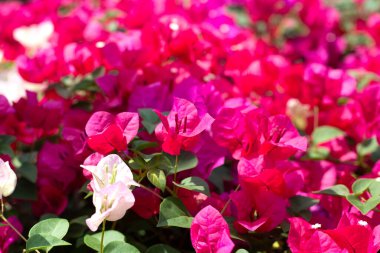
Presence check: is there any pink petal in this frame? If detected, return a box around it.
[191,205,234,253]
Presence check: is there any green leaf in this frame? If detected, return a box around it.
[146,244,180,253]
[18,163,37,183]
[346,194,380,215]
[362,195,380,214]
[164,151,198,175]
[131,140,158,151]
[84,230,125,252]
[173,177,210,196]
[235,249,249,253]
[26,234,71,252]
[147,169,166,192]
[352,179,374,195]
[346,194,364,210]
[357,138,379,157]
[369,180,380,196]
[0,135,15,156]
[67,216,88,239]
[307,146,330,160]
[157,197,193,228]
[104,241,140,253]
[315,184,350,197]
[289,196,319,213]
[11,178,37,200]
[312,126,345,144]
[138,109,161,134]
[29,218,70,239]
[208,166,233,193]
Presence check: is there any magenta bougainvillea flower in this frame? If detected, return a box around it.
[191,205,234,253]
[0,216,22,253]
[154,97,214,155]
[288,214,380,253]
[1,0,380,252]
[85,111,139,154]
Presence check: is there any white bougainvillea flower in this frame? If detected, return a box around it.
[86,182,136,231]
[82,154,139,231]
[13,21,54,49]
[81,154,139,191]
[0,159,17,199]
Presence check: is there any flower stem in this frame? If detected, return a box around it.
[100,220,106,253]
[173,155,179,194]
[313,106,319,130]
[221,184,240,215]
[140,184,164,200]
[0,214,28,242]
[0,199,41,253]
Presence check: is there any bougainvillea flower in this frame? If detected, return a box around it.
[86,182,136,231]
[191,205,234,253]
[132,187,161,219]
[0,158,16,199]
[288,217,341,253]
[83,154,139,231]
[32,181,68,216]
[13,21,53,49]
[259,115,308,160]
[154,97,214,155]
[288,214,380,253]
[81,154,139,191]
[17,46,60,84]
[231,190,287,233]
[85,111,139,154]
[213,107,307,160]
[0,216,22,253]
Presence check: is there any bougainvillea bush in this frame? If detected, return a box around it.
[0,0,380,252]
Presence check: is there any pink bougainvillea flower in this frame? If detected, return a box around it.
[323,213,380,253]
[63,42,100,76]
[288,217,341,253]
[0,158,17,199]
[154,97,214,155]
[85,111,139,154]
[191,205,234,253]
[0,216,23,253]
[259,115,307,160]
[17,47,60,84]
[288,214,380,253]
[132,187,161,219]
[32,181,68,217]
[231,189,287,233]
[213,107,307,160]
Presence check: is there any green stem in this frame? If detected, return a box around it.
[100,220,106,253]
[165,186,176,197]
[173,155,179,194]
[313,106,319,130]
[0,214,28,242]
[0,199,41,253]
[221,184,241,215]
[140,185,164,200]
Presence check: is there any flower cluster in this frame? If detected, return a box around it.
[0,0,380,252]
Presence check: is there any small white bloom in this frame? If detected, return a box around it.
[82,154,139,231]
[13,21,54,49]
[81,154,139,192]
[169,22,179,31]
[0,159,17,199]
[311,223,322,229]
[86,182,136,231]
